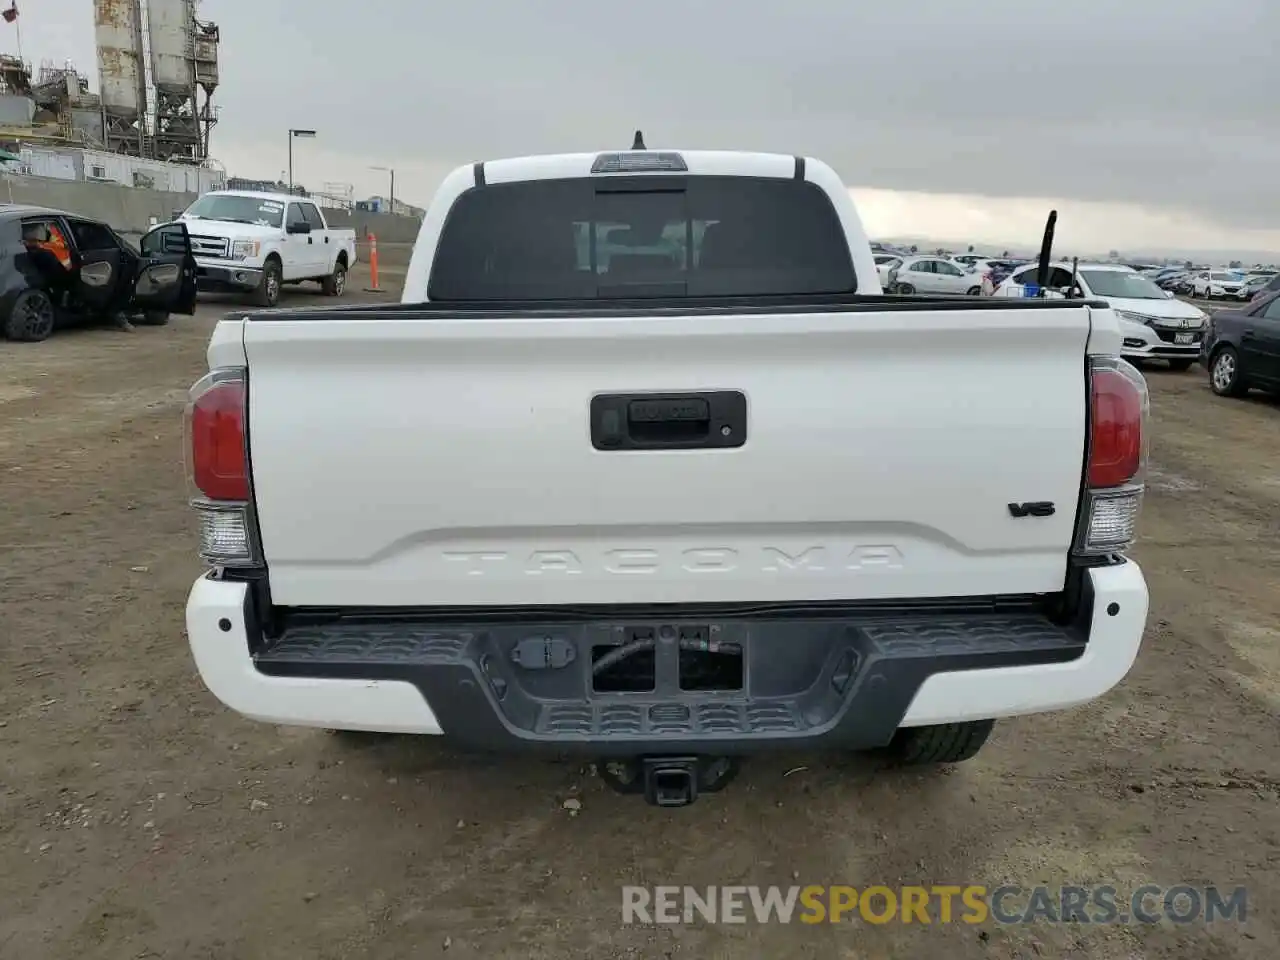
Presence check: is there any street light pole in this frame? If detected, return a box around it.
[371,165,395,214]
[288,129,317,194]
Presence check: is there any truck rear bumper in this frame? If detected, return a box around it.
[186,562,1147,750]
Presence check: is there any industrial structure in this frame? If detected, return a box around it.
[0,0,220,163]
[0,55,103,144]
[95,0,220,161]
[94,0,146,152]
[145,0,220,161]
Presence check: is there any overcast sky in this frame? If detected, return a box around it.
[8,0,1279,254]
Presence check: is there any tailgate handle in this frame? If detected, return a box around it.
[591,392,747,450]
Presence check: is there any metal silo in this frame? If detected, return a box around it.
[94,0,144,121]
[144,0,219,162]
[146,0,194,95]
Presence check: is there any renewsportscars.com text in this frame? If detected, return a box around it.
[621,885,1248,926]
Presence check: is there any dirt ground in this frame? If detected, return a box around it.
[2,274,1277,960]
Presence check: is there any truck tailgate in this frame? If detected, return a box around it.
[242,304,1092,607]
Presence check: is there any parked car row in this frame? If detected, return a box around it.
[1143,266,1278,302]
[990,261,1210,370]
[876,253,1279,308]
[874,245,1280,412]
[873,249,1280,408]
[877,251,1212,370]
[877,251,1031,298]
[955,255,1280,403]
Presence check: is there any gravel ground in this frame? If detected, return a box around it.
[2,272,1277,959]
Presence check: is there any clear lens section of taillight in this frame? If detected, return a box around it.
[194,501,258,566]
[1082,487,1143,553]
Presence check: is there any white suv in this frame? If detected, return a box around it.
[1191,270,1245,300]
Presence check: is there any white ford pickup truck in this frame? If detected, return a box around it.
[184,144,1150,807]
[175,190,357,308]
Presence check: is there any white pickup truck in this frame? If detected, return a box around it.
[175,190,357,308]
[184,145,1150,807]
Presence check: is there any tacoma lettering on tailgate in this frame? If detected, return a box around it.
[441,546,905,576]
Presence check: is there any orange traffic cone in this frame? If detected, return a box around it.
[363,232,382,292]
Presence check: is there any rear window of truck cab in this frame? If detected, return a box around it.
[427,176,856,300]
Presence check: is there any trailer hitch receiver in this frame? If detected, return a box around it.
[645,758,699,807]
[597,755,740,808]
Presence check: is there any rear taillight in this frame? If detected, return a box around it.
[1075,357,1148,556]
[185,367,261,567]
[189,373,247,500]
[1089,363,1145,487]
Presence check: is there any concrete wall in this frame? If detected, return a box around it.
[325,210,421,269]
[1,174,197,230]
[326,208,421,244]
[0,174,423,267]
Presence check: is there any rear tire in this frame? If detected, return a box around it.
[896,282,915,295]
[321,259,348,297]
[254,258,282,308]
[966,285,981,296]
[1167,359,1193,372]
[4,289,56,342]
[880,720,993,765]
